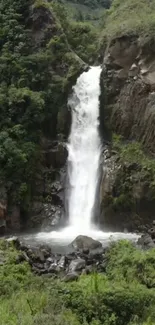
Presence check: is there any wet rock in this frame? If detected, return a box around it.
[45,142,68,169]
[47,257,54,264]
[71,235,102,251]
[33,263,45,270]
[6,237,20,249]
[69,258,86,272]
[27,247,45,263]
[40,247,51,259]
[48,262,58,274]
[82,248,89,255]
[41,204,62,230]
[85,265,94,274]
[57,256,67,270]
[137,234,155,249]
[148,227,155,239]
[63,272,79,282]
[89,247,105,259]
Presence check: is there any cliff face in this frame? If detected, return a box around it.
[100,35,155,231]
[103,36,155,152]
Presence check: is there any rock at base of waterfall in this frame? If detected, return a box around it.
[71,235,102,251]
[69,258,86,272]
[63,272,79,282]
[137,234,155,249]
[88,247,105,258]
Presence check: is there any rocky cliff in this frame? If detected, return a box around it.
[99,1,155,231]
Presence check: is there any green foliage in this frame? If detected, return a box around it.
[1,239,155,325]
[67,21,98,62]
[110,135,155,212]
[61,241,155,325]
[63,0,112,10]
[0,0,86,212]
[102,0,155,41]
[52,1,99,62]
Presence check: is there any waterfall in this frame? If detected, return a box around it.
[67,66,102,230]
[35,66,139,245]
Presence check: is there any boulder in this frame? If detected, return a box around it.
[71,235,102,251]
[27,247,45,263]
[69,258,86,272]
[63,272,79,282]
[137,234,155,249]
[89,247,105,259]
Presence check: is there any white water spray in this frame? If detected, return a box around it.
[67,66,102,230]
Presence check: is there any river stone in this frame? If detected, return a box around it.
[71,235,102,250]
[69,258,86,272]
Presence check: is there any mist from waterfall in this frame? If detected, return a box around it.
[67,66,102,230]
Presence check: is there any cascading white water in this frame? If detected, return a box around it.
[34,66,139,246]
[67,66,102,230]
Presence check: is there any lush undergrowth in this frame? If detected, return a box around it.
[107,135,155,213]
[1,239,155,325]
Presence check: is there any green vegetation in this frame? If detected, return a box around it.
[0,0,99,216]
[102,0,155,41]
[109,135,155,212]
[52,2,99,62]
[1,239,155,324]
[56,0,112,25]
[64,0,111,9]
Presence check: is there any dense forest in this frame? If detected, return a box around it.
[0,0,99,229]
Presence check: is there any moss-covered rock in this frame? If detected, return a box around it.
[100,137,155,231]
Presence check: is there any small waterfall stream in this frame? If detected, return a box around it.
[67,66,102,230]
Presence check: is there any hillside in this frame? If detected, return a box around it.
[57,0,112,23]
